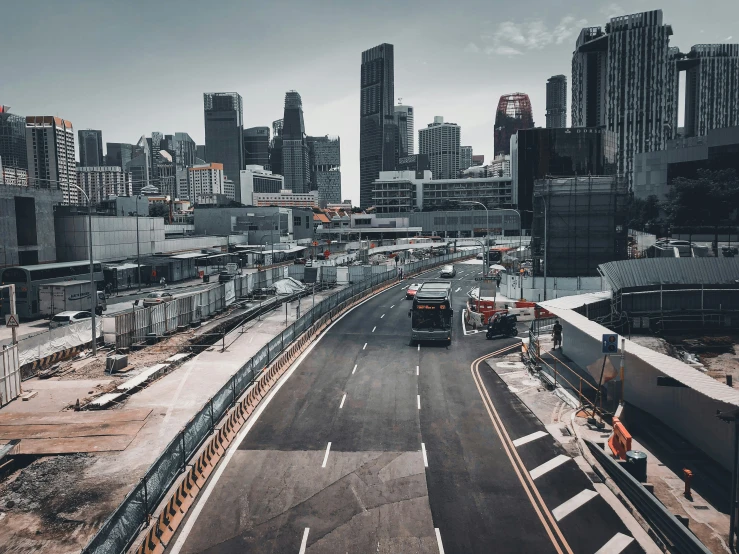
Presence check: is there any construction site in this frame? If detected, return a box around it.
[531,175,629,277]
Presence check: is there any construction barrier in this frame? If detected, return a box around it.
[608,416,632,460]
[84,249,480,554]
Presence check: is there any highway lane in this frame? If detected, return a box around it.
[173,263,642,554]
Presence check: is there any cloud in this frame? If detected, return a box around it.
[464,42,481,53]
[483,15,587,55]
[600,3,625,19]
[727,36,734,41]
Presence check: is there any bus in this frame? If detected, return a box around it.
[408,281,454,344]
[1,261,104,319]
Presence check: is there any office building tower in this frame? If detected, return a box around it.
[360,43,395,207]
[572,10,677,187]
[494,93,534,156]
[419,116,461,180]
[239,166,285,205]
[270,119,284,176]
[195,144,206,161]
[78,129,103,167]
[308,135,341,206]
[25,116,77,204]
[203,92,244,182]
[281,91,310,193]
[393,110,409,160]
[125,136,151,195]
[77,166,132,203]
[189,163,224,201]
[173,132,197,170]
[471,154,485,167]
[394,104,414,154]
[545,75,567,128]
[681,44,739,137]
[0,106,27,171]
[106,142,133,169]
[460,146,473,171]
[243,126,270,169]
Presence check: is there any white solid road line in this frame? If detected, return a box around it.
[512,430,548,447]
[435,528,445,554]
[299,527,310,554]
[454,287,461,292]
[390,304,395,308]
[417,395,421,410]
[363,343,367,350]
[381,314,385,318]
[529,454,570,479]
[416,365,419,376]
[417,344,420,351]
[552,489,599,521]
[372,326,376,332]
[339,394,346,409]
[352,364,357,374]
[594,533,634,554]
[421,442,428,467]
[322,442,332,468]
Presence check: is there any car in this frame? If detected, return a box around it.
[49,310,92,329]
[476,252,484,260]
[440,265,456,278]
[143,291,174,307]
[218,271,234,283]
[406,283,421,299]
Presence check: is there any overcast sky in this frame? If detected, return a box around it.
[2,0,738,204]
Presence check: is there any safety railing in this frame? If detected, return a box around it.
[82,248,479,554]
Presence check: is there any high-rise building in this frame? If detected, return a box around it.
[418,116,461,180]
[393,110,409,160]
[572,10,677,187]
[680,44,739,137]
[173,132,197,170]
[77,166,132,203]
[126,136,151,195]
[394,104,414,154]
[545,75,567,128]
[0,106,27,171]
[189,163,224,201]
[106,142,133,169]
[494,93,534,156]
[270,119,284,176]
[360,43,395,207]
[78,129,103,167]
[281,91,310,193]
[25,116,77,204]
[203,92,244,183]
[195,144,206,161]
[471,154,485,167]
[307,135,341,206]
[459,146,473,171]
[243,126,270,169]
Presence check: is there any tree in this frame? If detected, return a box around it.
[663,168,739,228]
[625,194,663,233]
[148,203,169,219]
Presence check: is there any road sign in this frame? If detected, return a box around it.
[602,333,618,354]
[5,314,19,328]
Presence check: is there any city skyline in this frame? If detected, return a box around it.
[2,1,738,204]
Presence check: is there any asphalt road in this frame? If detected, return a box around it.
[173,262,643,554]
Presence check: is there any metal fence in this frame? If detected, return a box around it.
[82,248,478,554]
[0,344,20,407]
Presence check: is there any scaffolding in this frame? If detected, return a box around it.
[532,175,629,277]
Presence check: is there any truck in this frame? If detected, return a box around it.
[38,281,107,317]
[225,262,239,276]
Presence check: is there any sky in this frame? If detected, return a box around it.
[2,0,738,204]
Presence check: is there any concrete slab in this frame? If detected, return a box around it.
[0,378,114,414]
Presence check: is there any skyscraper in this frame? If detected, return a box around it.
[78,129,103,167]
[545,75,567,128]
[572,10,677,186]
[459,145,473,171]
[173,132,197,170]
[419,116,461,180]
[307,135,341,206]
[269,119,284,176]
[681,44,739,137]
[281,91,310,193]
[243,127,270,169]
[494,93,534,156]
[0,105,27,171]
[25,116,77,203]
[360,43,395,208]
[394,104,414,154]
[106,143,134,169]
[203,92,244,183]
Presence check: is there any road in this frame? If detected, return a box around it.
[172,262,643,554]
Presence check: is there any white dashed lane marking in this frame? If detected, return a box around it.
[512,430,548,447]
[529,454,570,479]
[321,442,332,468]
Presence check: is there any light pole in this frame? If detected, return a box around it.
[135,195,142,291]
[69,183,97,357]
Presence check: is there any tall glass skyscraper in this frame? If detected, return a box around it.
[78,129,104,166]
[203,92,244,183]
[281,91,310,193]
[0,106,27,170]
[244,126,271,170]
[360,43,394,208]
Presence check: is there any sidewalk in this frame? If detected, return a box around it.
[0,286,342,554]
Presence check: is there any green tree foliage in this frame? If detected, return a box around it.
[148,203,169,219]
[625,194,662,232]
[663,169,739,227]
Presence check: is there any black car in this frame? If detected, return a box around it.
[219,271,234,283]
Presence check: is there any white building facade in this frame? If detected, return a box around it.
[77,166,132,203]
[418,116,461,180]
[188,163,224,200]
[238,166,284,205]
[25,116,77,204]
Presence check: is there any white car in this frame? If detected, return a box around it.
[50,311,92,329]
[440,265,456,278]
[143,291,174,307]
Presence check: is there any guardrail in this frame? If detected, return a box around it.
[81,248,479,554]
[585,439,712,554]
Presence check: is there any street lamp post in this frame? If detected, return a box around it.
[136,195,142,291]
[69,184,97,357]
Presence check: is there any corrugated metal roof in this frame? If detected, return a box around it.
[599,258,739,291]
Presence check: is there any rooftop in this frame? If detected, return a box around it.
[599,258,739,291]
